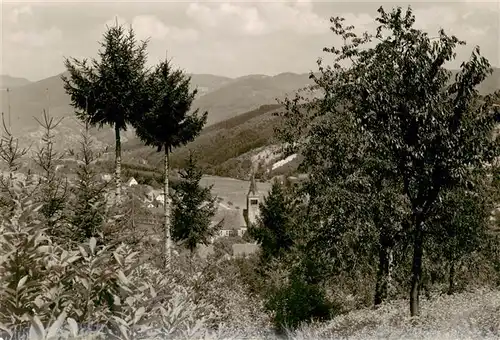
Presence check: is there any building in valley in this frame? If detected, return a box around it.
[244,174,261,228]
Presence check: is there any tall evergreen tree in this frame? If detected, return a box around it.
[62,22,149,202]
[133,57,207,267]
[248,180,296,263]
[171,152,218,254]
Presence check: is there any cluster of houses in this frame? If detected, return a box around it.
[112,173,264,243]
[96,171,319,259]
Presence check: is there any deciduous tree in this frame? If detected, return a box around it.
[311,6,499,315]
[276,5,499,316]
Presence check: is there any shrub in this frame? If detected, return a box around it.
[266,275,332,332]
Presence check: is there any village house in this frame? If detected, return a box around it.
[154,192,172,205]
[210,208,247,242]
[126,177,138,187]
[144,187,173,207]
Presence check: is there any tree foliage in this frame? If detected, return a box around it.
[171,152,218,253]
[248,180,297,263]
[62,23,149,131]
[276,5,500,317]
[62,22,150,200]
[70,121,108,243]
[133,58,207,153]
[33,110,69,240]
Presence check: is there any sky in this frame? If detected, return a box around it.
[1,0,499,81]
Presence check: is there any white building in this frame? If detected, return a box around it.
[126,177,138,187]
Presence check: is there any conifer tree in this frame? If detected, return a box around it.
[171,152,218,254]
[34,110,69,239]
[0,112,30,221]
[133,57,207,267]
[248,180,296,262]
[62,22,149,202]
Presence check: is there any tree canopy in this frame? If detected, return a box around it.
[62,22,151,200]
[62,23,149,131]
[276,5,500,316]
[133,58,207,153]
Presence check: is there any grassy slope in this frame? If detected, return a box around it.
[44,288,500,339]
[292,288,500,340]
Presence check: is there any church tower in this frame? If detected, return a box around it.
[246,173,261,227]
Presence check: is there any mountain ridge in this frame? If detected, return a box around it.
[0,70,316,134]
[0,75,32,89]
[1,68,498,166]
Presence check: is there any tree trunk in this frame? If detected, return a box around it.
[114,124,121,202]
[410,218,424,317]
[388,247,393,294]
[131,194,137,244]
[189,249,194,275]
[447,259,456,295]
[164,147,171,269]
[374,243,390,306]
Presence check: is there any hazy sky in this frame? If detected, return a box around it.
[1,0,499,81]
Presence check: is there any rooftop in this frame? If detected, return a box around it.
[212,206,246,231]
[248,173,259,196]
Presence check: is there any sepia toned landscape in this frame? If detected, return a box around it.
[1,1,499,339]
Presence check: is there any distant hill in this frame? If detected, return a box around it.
[122,68,500,180]
[187,74,233,97]
[1,67,498,179]
[0,75,32,89]
[0,71,312,135]
[195,72,316,125]
[123,104,284,180]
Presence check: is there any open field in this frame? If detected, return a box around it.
[199,175,272,208]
